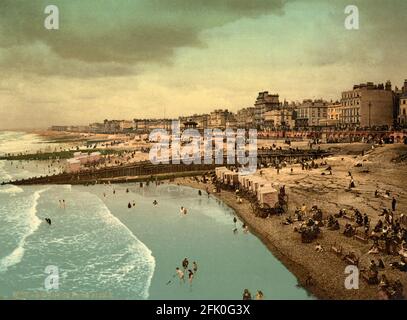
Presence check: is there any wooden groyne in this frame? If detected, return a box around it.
[3,149,331,186]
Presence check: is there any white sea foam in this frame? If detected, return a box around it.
[0,184,23,195]
[0,188,46,272]
[89,194,156,299]
[0,161,12,181]
[0,131,48,155]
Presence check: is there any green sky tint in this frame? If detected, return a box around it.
[0,0,406,128]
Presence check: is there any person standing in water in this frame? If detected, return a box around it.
[243,289,252,300]
[193,261,198,273]
[175,267,184,283]
[255,290,264,300]
[182,258,189,270]
[242,223,249,234]
[188,269,194,286]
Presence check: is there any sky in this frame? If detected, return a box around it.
[0,0,406,129]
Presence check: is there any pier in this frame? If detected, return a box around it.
[3,149,331,185]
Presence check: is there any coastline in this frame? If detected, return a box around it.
[173,175,388,300]
[174,177,326,299]
[3,130,406,299]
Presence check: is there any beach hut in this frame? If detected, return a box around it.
[215,167,228,181]
[226,172,239,186]
[220,168,229,183]
[246,176,255,190]
[249,177,267,194]
[257,187,278,207]
[223,171,231,185]
[238,175,245,187]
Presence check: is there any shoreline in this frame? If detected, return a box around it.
[173,174,394,300]
[174,178,325,299]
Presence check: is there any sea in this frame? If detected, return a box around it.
[0,131,312,300]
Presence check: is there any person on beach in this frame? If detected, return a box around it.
[378,259,385,269]
[301,203,307,216]
[198,190,202,196]
[180,206,184,215]
[183,207,188,215]
[132,201,135,207]
[62,199,66,209]
[315,243,324,252]
[379,208,388,217]
[153,200,158,206]
[363,214,369,227]
[182,258,189,270]
[392,197,397,211]
[368,242,380,254]
[349,178,355,189]
[193,261,198,273]
[242,289,252,300]
[128,202,132,209]
[175,267,184,283]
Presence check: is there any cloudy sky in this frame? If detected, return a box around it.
[0,0,406,129]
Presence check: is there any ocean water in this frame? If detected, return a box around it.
[0,132,312,300]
